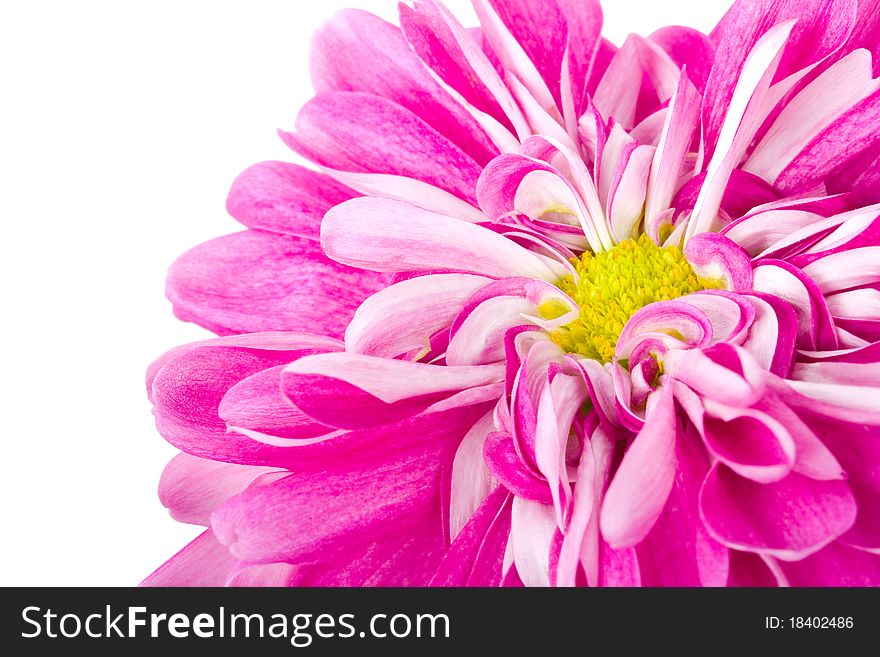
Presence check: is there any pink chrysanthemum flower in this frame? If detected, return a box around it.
[147,0,880,586]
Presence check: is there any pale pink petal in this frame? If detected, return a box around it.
[322,197,562,281]
[510,497,557,587]
[600,385,677,548]
[159,454,281,526]
[141,531,236,587]
[449,412,498,539]
[345,273,490,359]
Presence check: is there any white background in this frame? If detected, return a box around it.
[0,0,726,586]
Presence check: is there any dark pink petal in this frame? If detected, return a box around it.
[158,453,281,526]
[226,161,354,240]
[166,230,388,338]
[430,486,512,586]
[141,531,236,587]
[483,431,552,504]
[281,92,482,204]
[778,541,880,586]
[310,9,497,165]
[701,401,796,483]
[322,197,562,281]
[483,0,573,110]
[555,0,603,109]
[399,0,513,132]
[672,169,780,219]
[148,333,341,465]
[635,424,728,587]
[283,352,502,430]
[743,292,798,377]
[802,413,880,550]
[700,465,857,559]
[211,407,477,564]
[775,88,880,194]
[726,550,782,586]
[650,26,714,93]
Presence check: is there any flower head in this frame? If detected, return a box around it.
[147,0,880,586]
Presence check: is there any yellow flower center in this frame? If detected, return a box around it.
[548,234,721,363]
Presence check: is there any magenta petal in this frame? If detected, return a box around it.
[148,333,341,465]
[226,161,354,240]
[634,422,727,586]
[166,230,389,339]
[141,531,236,587]
[210,408,474,563]
[803,413,880,550]
[281,92,482,204]
[310,9,497,165]
[726,550,782,587]
[282,353,503,430]
[483,432,553,504]
[778,541,880,586]
[700,465,857,559]
[430,486,512,586]
[703,0,857,160]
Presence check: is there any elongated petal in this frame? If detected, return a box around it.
[322,197,561,281]
[282,352,503,429]
[346,273,490,359]
[281,92,482,204]
[141,531,236,587]
[226,161,354,240]
[167,230,388,338]
[159,454,281,526]
[310,9,497,165]
[600,386,677,548]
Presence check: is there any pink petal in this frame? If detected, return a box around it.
[345,273,490,359]
[166,230,388,339]
[280,92,482,204]
[510,497,557,587]
[700,465,857,559]
[645,73,700,222]
[745,49,880,183]
[684,232,753,292]
[282,352,503,430]
[141,531,235,587]
[430,486,512,586]
[218,365,331,440]
[148,333,341,465]
[226,161,354,240]
[159,453,281,526]
[649,26,714,93]
[321,197,561,281]
[600,385,677,548]
[310,9,497,165]
[703,0,857,160]
[689,21,795,238]
[483,431,552,504]
[777,541,880,586]
[449,412,498,540]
